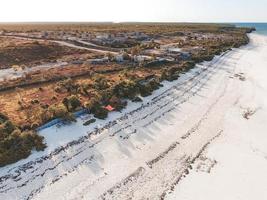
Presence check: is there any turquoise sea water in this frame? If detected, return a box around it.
[234,23,267,36]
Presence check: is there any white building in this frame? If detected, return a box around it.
[134,55,146,63]
[115,54,124,62]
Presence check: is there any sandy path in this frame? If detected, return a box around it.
[0,33,265,200]
[0,35,118,55]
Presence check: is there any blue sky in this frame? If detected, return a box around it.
[0,0,266,22]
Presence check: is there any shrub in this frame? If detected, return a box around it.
[68,95,81,111]
[93,105,108,119]
[84,97,108,119]
[49,104,68,119]
[83,119,96,126]
[99,89,114,105]
[84,98,99,111]
[31,99,39,104]
[93,75,109,90]
[132,96,143,102]
[113,80,139,99]
[62,95,81,112]
[138,79,160,97]
[39,109,53,123]
[109,96,127,111]
[55,78,79,93]
[51,96,57,101]
[0,112,8,124]
[139,84,152,97]
[31,122,40,129]
[63,112,76,122]
[78,84,89,96]
[160,69,169,81]
[182,61,196,72]
[149,79,161,90]
[0,130,46,167]
[3,121,16,135]
[0,117,46,167]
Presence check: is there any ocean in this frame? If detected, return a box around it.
[234,23,267,35]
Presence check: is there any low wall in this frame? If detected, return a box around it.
[36,109,87,132]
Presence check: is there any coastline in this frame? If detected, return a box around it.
[1,32,265,199]
[166,32,267,200]
[0,24,252,167]
[0,49,230,171]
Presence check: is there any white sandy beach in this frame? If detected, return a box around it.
[0,33,267,200]
[166,33,267,200]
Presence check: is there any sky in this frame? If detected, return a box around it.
[0,0,266,22]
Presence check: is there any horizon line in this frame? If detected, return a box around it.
[0,21,266,24]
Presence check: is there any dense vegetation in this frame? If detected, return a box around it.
[0,113,46,167]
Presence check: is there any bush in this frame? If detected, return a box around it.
[160,69,169,81]
[62,95,81,112]
[77,84,89,96]
[84,98,108,120]
[0,130,46,167]
[68,95,81,111]
[113,80,139,99]
[182,61,196,72]
[48,103,76,122]
[149,79,161,90]
[3,121,16,135]
[138,79,160,97]
[139,84,152,97]
[0,112,8,124]
[160,68,180,81]
[49,104,68,119]
[109,96,127,111]
[39,109,53,123]
[93,105,108,119]
[55,78,79,93]
[0,117,46,167]
[63,113,76,122]
[93,75,109,90]
[31,122,40,129]
[83,119,96,126]
[132,96,143,102]
[84,98,99,111]
[99,89,114,105]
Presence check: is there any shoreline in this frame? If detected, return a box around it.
[0,43,236,171]
[0,25,252,167]
[0,33,264,199]
[0,51,227,171]
[166,32,267,200]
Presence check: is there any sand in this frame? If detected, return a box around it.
[166,33,267,200]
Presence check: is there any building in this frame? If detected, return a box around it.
[90,57,109,65]
[96,33,111,40]
[133,55,146,63]
[115,54,124,62]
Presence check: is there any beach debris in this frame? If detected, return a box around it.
[234,73,246,81]
[83,118,97,126]
[195,156,217,173]
[242,108,257,120]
